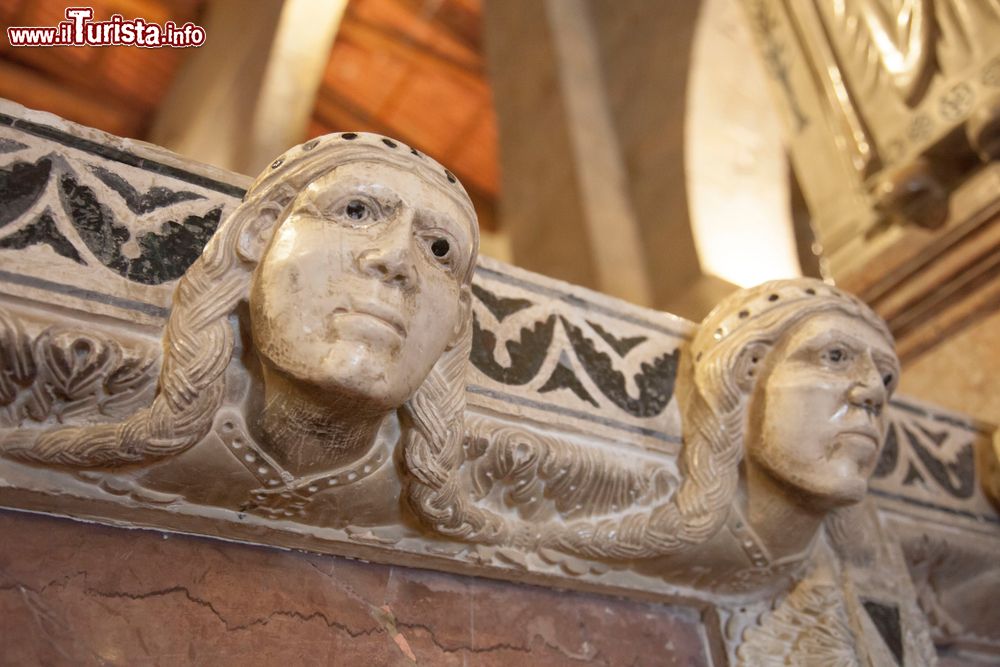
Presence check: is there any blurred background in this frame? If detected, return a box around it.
[1,0,998,423]
[0,0,806,320]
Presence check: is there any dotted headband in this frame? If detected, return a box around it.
[246,131,476,226]
[690,278,893,364]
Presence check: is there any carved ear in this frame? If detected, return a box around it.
[237,202,283,263]
[735,342,769,392]
[447,286,472,350]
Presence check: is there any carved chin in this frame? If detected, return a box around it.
[791,473,868,508]
[816,477,868,506]
[257,344,415,411]
[759,458,869,508]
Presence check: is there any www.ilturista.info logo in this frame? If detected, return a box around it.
[7,7,206,48]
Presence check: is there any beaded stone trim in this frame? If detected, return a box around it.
[689,279,891,364]
[215,408,391,520]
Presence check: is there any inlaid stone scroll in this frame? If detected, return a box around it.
[0,100,996,664]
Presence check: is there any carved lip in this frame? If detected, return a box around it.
[833,429,879,464]
[333,299,407,338]
[838,428,879,445]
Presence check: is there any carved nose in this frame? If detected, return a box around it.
[848,360,885,417]
[357,241,417,289]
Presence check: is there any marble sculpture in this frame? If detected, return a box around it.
[0,130,942,663]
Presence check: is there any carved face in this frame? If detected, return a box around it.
[747,312,899,506]
[249,161,475,410]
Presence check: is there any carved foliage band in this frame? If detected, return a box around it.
[0,311,156,428]
[464,415,675,523]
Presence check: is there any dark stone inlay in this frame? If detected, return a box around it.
[471,283,533,322]
[0,158,52,229]
[539,356,598,407]
[59,174,222,285]
[470,313,555,385]
[560,317,678,418]
[473,265,692,340]
[889,397,990,435]
[0,112,247,199]
[124,209,223,283]
[89,165,204,214]
[381,138,397,148]
[902,461,926,487]
[0,211,83,264]
[59,173,130,267]
[872,422,898,479]
[468,384,681,445]
[586,320,647,357]
[862,600,903,665]
[902,424,975,499]
[914,422,948,448]
[0,138,28,153]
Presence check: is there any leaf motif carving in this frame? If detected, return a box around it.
[35,329,119,400]
[470,312,556,385]
[471,283,533,322]
[0,310,157,427]
[0,158,52,229]
[902,423,975,499]
[0,312,36,406]
[89,165,204,214]
[465,416,674,521]
[560,316,678,418]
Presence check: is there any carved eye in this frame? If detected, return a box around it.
[821,346,850,367]
[882,373,894,388]
[344,199,372,222]
[420,233,459,272]
[431,238,450,258]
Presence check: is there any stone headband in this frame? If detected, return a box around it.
[245,131,478,228]
[690,278,893,364]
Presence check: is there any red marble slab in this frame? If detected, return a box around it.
[0,510,713,666]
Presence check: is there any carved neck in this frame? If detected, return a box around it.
[255,370,388,477]
[743,460,826,562]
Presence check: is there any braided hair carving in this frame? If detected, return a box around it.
[540,279,895,559]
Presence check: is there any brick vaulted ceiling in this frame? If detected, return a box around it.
[0,0,499,224]
[312,0,499,203]
[0,0,204,138]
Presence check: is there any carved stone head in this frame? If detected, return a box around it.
[4,133,479,469]
[244,136,478,412]
[535,278,900,566]
[682,278,899,510]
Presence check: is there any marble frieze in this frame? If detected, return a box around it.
[0,100,997,664]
